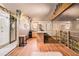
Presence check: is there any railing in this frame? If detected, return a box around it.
[58,30,79,53]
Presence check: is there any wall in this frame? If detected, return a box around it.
[71,21,79,31]
[52,21,79,32]
[31,20,53,36]
[19,16,30,37]
[52,21,71,36]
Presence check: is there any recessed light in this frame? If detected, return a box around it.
[76,18,79,21]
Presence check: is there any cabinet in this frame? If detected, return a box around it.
[19,35,27,47]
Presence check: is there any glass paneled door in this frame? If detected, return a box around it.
[10,15,17,43]
[0,9,10,48]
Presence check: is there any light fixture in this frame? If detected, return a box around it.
[76,18,79,21]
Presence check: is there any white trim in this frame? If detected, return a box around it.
[0,41,17,56]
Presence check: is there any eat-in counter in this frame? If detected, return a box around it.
[32,31,44,43]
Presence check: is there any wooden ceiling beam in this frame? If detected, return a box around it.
[49,3,73,21]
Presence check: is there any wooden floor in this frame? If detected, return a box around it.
[7,38,79,56]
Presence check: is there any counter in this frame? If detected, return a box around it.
[32,32,44,43]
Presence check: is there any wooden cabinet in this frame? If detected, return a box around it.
[19,35,27,47]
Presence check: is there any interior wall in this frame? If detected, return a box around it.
[19,16,30,37]
[71,21,79,31]
[31,20,53,36]
[52,21,71,36]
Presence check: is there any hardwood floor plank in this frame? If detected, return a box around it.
[7,38,78,56]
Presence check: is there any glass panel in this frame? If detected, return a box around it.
[0,9,10,48]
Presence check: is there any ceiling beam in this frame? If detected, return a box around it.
[49,3,73,21]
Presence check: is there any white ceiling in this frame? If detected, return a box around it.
[3,3,57,20]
